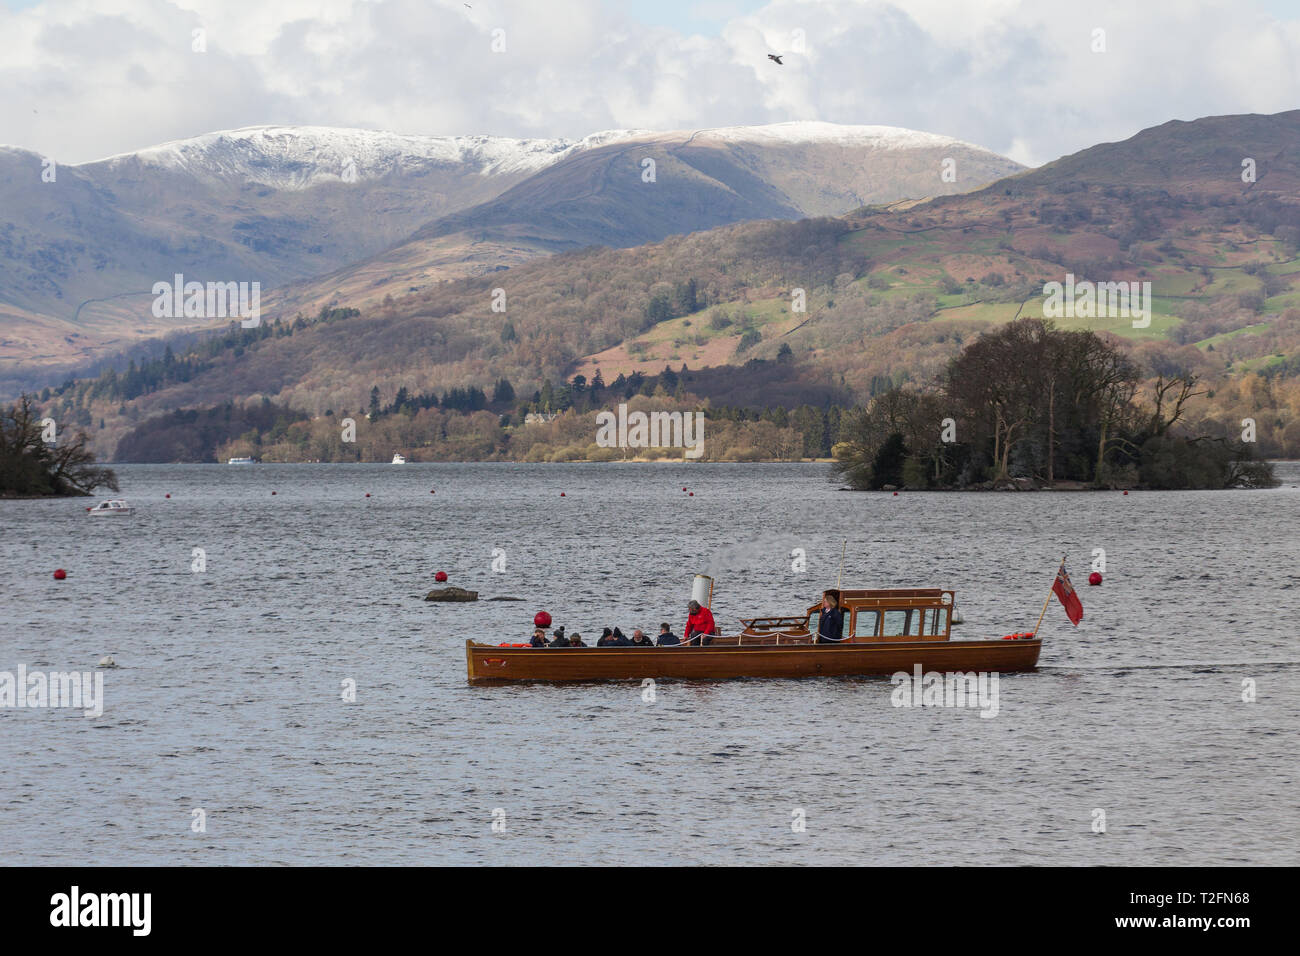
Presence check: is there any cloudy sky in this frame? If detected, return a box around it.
[3,0,1298,166]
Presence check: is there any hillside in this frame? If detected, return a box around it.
[258,122,1023,321]
[0,122,1020,390]
[33,110,1300,462]
[0,126,641,382]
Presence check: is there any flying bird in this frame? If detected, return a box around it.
[767,54,783,65]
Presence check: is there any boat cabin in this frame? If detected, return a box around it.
[731,588,954,645]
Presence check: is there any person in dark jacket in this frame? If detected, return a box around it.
[656,622,681,646]
[568,632,587,647]
[549,626,570,647]
[597,628,632,647]
[630,629,654,647]
[816,590,844,644]
[529,627,548,647]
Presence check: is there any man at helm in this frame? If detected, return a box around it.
[817,589,844,644]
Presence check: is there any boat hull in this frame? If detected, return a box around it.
[466,638,1040,683]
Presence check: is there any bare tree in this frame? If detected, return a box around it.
[1,395,118,497]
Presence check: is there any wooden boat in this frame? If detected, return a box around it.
[466,588,1040,683]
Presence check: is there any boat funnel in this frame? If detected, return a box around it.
[691,574,714,609]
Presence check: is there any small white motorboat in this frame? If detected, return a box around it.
[227,456,255,464]
[87,499,134,516]
[391,453,407,464]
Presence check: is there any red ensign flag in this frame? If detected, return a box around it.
[1053,563,1084,625]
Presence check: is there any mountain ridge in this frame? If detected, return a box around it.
[31,109,1300,463]
[0,120,1023,388]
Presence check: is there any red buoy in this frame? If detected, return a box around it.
[271,491,277,496]
[365,493,371,498]
[435,571,448,582]
[688,492,694,496]
[1123,490,1129,495]
[893,491,899,496]
[534,611,552,628]
[430,490,435,494]
[165,493,171,499]
[682,487,687,492]
[1088,572,1102,586]
[53,568,67,580]
[560,492,566,497]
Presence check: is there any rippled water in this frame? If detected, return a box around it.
[3,462,1298,865]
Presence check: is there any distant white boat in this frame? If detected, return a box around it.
[87,498,133,516]
[227,456,255,464]
[391,453,407,464]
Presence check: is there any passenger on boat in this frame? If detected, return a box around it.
[568,632,587,647]
[685,601,716,646]
[548,626,571,647]
[530,628,548,648]
[656,623,680,646]
[630,629,654,647]
[597,628,632,647]
[816,590,844,644]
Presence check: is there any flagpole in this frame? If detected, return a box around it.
[836,538,847,590]
[1032,555,1066,637]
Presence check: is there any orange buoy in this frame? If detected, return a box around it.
[53,568,67,580]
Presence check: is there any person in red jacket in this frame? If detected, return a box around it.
[685,600,716,646]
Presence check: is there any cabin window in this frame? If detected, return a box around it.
[852,609,879,638]
[927,607,949,636]
[881,609,911,637]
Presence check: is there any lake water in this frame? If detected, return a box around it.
[3,462,1298,865]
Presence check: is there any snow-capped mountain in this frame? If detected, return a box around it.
[87,125,659,190]
[79,121,1000,189]
[0,121,1023,387]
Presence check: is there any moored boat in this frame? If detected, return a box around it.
[227,456,255,464]
[466,587,1041,683]
[391,453,407,464]
[87,498,134,516]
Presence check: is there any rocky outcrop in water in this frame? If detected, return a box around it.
[425,586,478,602]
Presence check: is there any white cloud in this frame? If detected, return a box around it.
[3,0,1298,166]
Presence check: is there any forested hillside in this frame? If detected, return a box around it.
[29,111,1300,466]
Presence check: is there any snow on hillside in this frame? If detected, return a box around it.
[62,121,1011,190]
[692,121,996,154]
[82,126,657,189]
